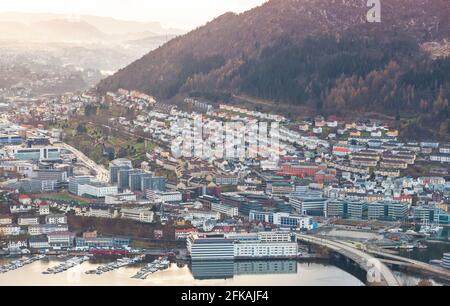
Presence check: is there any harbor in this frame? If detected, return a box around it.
[43,256,91,275]
[0,258,365,286]
[85,255,145,275]
[0,255,47,274]
[132,256,170,279]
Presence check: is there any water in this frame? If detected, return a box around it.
[0,258,364,286]
[398,241,450,263]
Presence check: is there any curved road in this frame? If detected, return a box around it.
[56,142,110,183]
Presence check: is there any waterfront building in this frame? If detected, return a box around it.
[187,231,298,261]
[28,235,50,249]
[47,231,75,248]
[414,207,450,224]
[187,235,235,261]
[75,237,130,248]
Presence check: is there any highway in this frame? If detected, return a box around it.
[296,233,401,286]
[55,142,110,183]
[26,127,110,182]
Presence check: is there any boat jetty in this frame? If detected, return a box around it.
[132,257,170,280]
[85,255,145,275]
[0,255,47,274]
[42,256,91,275]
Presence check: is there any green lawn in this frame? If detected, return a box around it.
[39,194,89,205]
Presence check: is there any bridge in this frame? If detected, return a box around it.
[295,234,401,286]
[367,249,450,283]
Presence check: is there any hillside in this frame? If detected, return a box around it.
[97,0,450,138]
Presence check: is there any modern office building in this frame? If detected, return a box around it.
[34,169,67,182]
[109,158,133,185]
[368,202,408,221]
[249,211,314,230]
[187,235,235,261]
[289,196,328,216]
[77,181,118,198]
[129,171,151,192]
[414,207,450,225]
[0,134,23,145]
[239,201,263,217]
[68,176,93,195]
[187,232,298,261]
[142,175,166,192]
[117,169,142,190]
[14,147,61,161]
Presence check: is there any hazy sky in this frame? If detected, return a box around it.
[0,0,268,29]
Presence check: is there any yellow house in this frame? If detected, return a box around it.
[345,122,357,129]
[386,130,399,137]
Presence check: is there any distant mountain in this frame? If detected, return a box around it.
[0,12,186,42]
[97,0,450,138]
[32,19,107,42]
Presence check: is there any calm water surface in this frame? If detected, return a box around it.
[0,258,364,286]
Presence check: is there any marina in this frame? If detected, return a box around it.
[0,255,47,274]
[0,258,365,286]
[85,255,146,275]
[43,256,91,275]
[132,257,170,279]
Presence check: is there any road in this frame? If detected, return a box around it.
[296,233,401,286]
[56,142,110,183]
